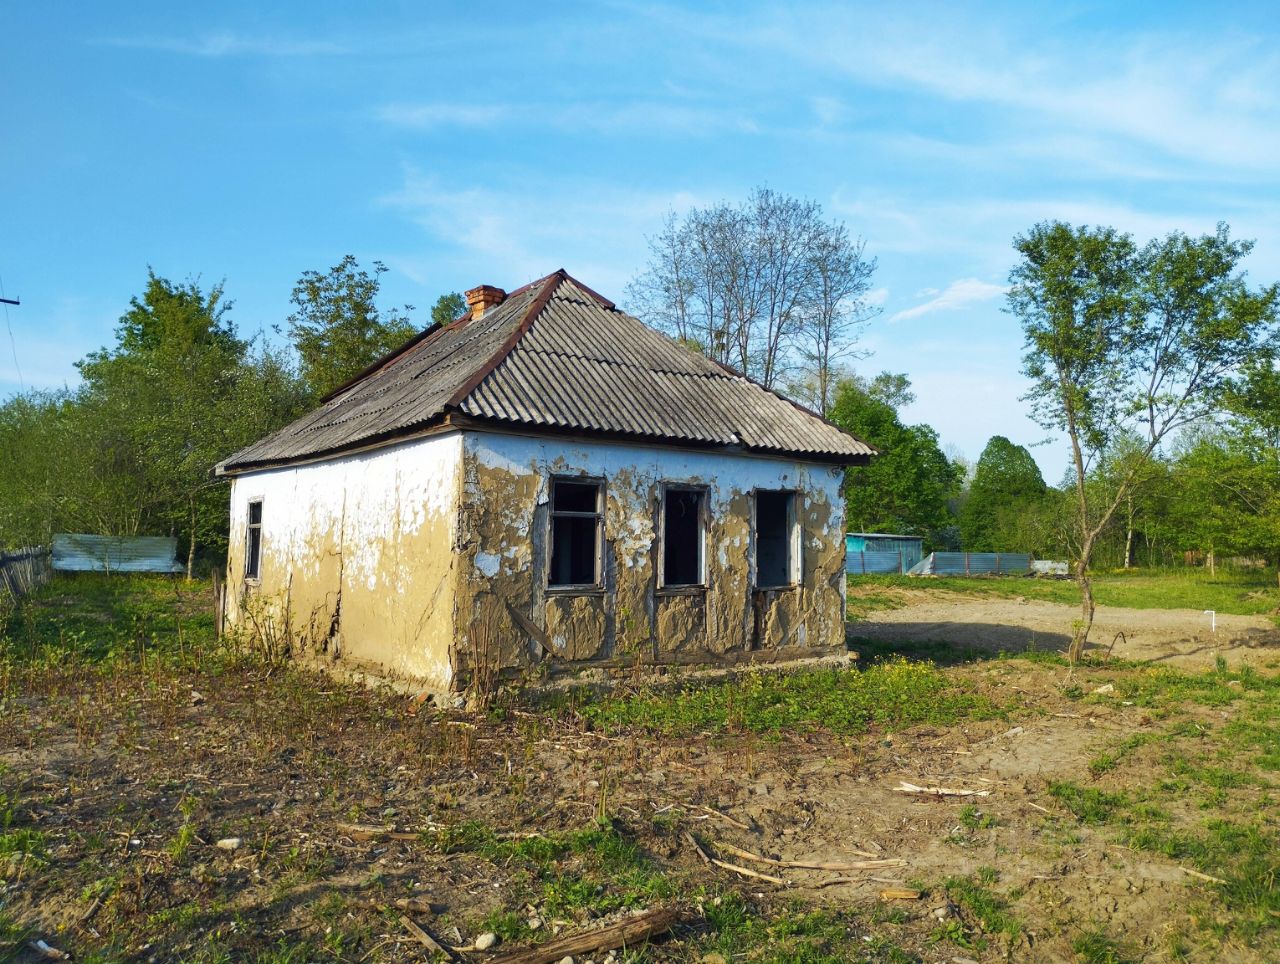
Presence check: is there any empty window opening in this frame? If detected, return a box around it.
[549,478,602,587]
[245,499,263,580]
[662,487,705,587]
[755,490,796,587]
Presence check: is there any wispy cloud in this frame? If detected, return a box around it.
[376,103,511,129]
[889,278,1005,323]
[646,3,1280,177]
[378,169,704,295]
[375,99,758,136]
[95,31,345,58]
[864,287,889,308]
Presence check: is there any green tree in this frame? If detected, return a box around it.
[287,255,416,399]
[959,436,1047,551]
[0,272,309,572]
[1011,221,1279,660]
[829,375,961,546]
[431,292,467,327]
[77,273,252,574]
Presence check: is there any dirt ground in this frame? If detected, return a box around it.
[852,590,1280,669]
[3,648,1275,962]
[3,577,1279,961]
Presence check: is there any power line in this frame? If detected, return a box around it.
[0,272,22,390]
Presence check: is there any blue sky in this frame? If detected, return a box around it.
[4,1,1279,481]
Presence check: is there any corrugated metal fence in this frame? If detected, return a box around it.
[846,550,912,575]
[846,533,924,576]
[0,547,52,603]
[907,552,1033,576]
[52,534,185,573]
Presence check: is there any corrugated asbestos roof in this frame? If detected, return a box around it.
[217,270,875,473]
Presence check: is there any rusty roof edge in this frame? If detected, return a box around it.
[705,357,878,457]
[443,270,566,411]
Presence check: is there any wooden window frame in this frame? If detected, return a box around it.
[245,498,263,582]
[546,475,605,593]
[753,488,800,590]
[657,483,708,593]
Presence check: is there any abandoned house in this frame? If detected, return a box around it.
[215,270,875,692]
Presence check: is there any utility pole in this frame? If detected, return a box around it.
[0,296,17,306]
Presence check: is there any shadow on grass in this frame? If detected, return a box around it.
[848,624,1072,669]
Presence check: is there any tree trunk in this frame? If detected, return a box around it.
[1123,493,1134,568]
[1068,559,1097,663]
[186,495,196,581]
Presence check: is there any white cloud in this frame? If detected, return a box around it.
[378,170,705,296]
[376,103,511,129]
[96,32,345,57]
[889,278,1006,323]
[648,3,1280,177]
[864,287,889,308]
[375,99,758,137]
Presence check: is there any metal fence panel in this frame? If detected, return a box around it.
[846,550,907,575]
[907,552,1032,576]
[52,534,185,573]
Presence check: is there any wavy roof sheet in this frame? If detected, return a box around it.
[218,270,874,473]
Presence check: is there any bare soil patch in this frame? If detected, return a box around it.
[854,593,1280,669]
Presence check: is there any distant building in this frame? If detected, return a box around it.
[216,271,874,693]
[845,533,924,575]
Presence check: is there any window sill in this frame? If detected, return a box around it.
[656,585,706,597]
[545,586,606,597]
[754,584,798,592]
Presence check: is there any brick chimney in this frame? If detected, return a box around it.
[465,285,506,319]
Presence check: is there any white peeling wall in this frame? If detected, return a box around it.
[225,432,463,688]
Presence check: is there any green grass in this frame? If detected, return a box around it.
[1072,927,1138,963]
[698,893,910,963]
[425,818,672,920]
[938,869,1021,949]
[0,573,216,663]
[1088,733,1154,776]
[848,567,1280,618]
[576,658,1002,737]
[1051,673,1280,948]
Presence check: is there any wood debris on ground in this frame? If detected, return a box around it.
[895,781,991,797]
[489,905,685,964]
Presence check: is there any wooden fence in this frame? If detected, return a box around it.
[0,547,52,604]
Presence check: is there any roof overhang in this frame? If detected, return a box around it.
[215,411,874,477]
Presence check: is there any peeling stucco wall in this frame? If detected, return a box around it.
[454,432,847,677]
[224,428,848,691]
[224,432,463,689]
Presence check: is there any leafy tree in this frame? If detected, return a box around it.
[828,375,961,546]
[628,188,877,404]
[76,273,252,574]
[431,292,467,327]
[287,255,416,399]
[0,272,308,572]
[1011,221,1279,660]
[959,436,1047,551]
